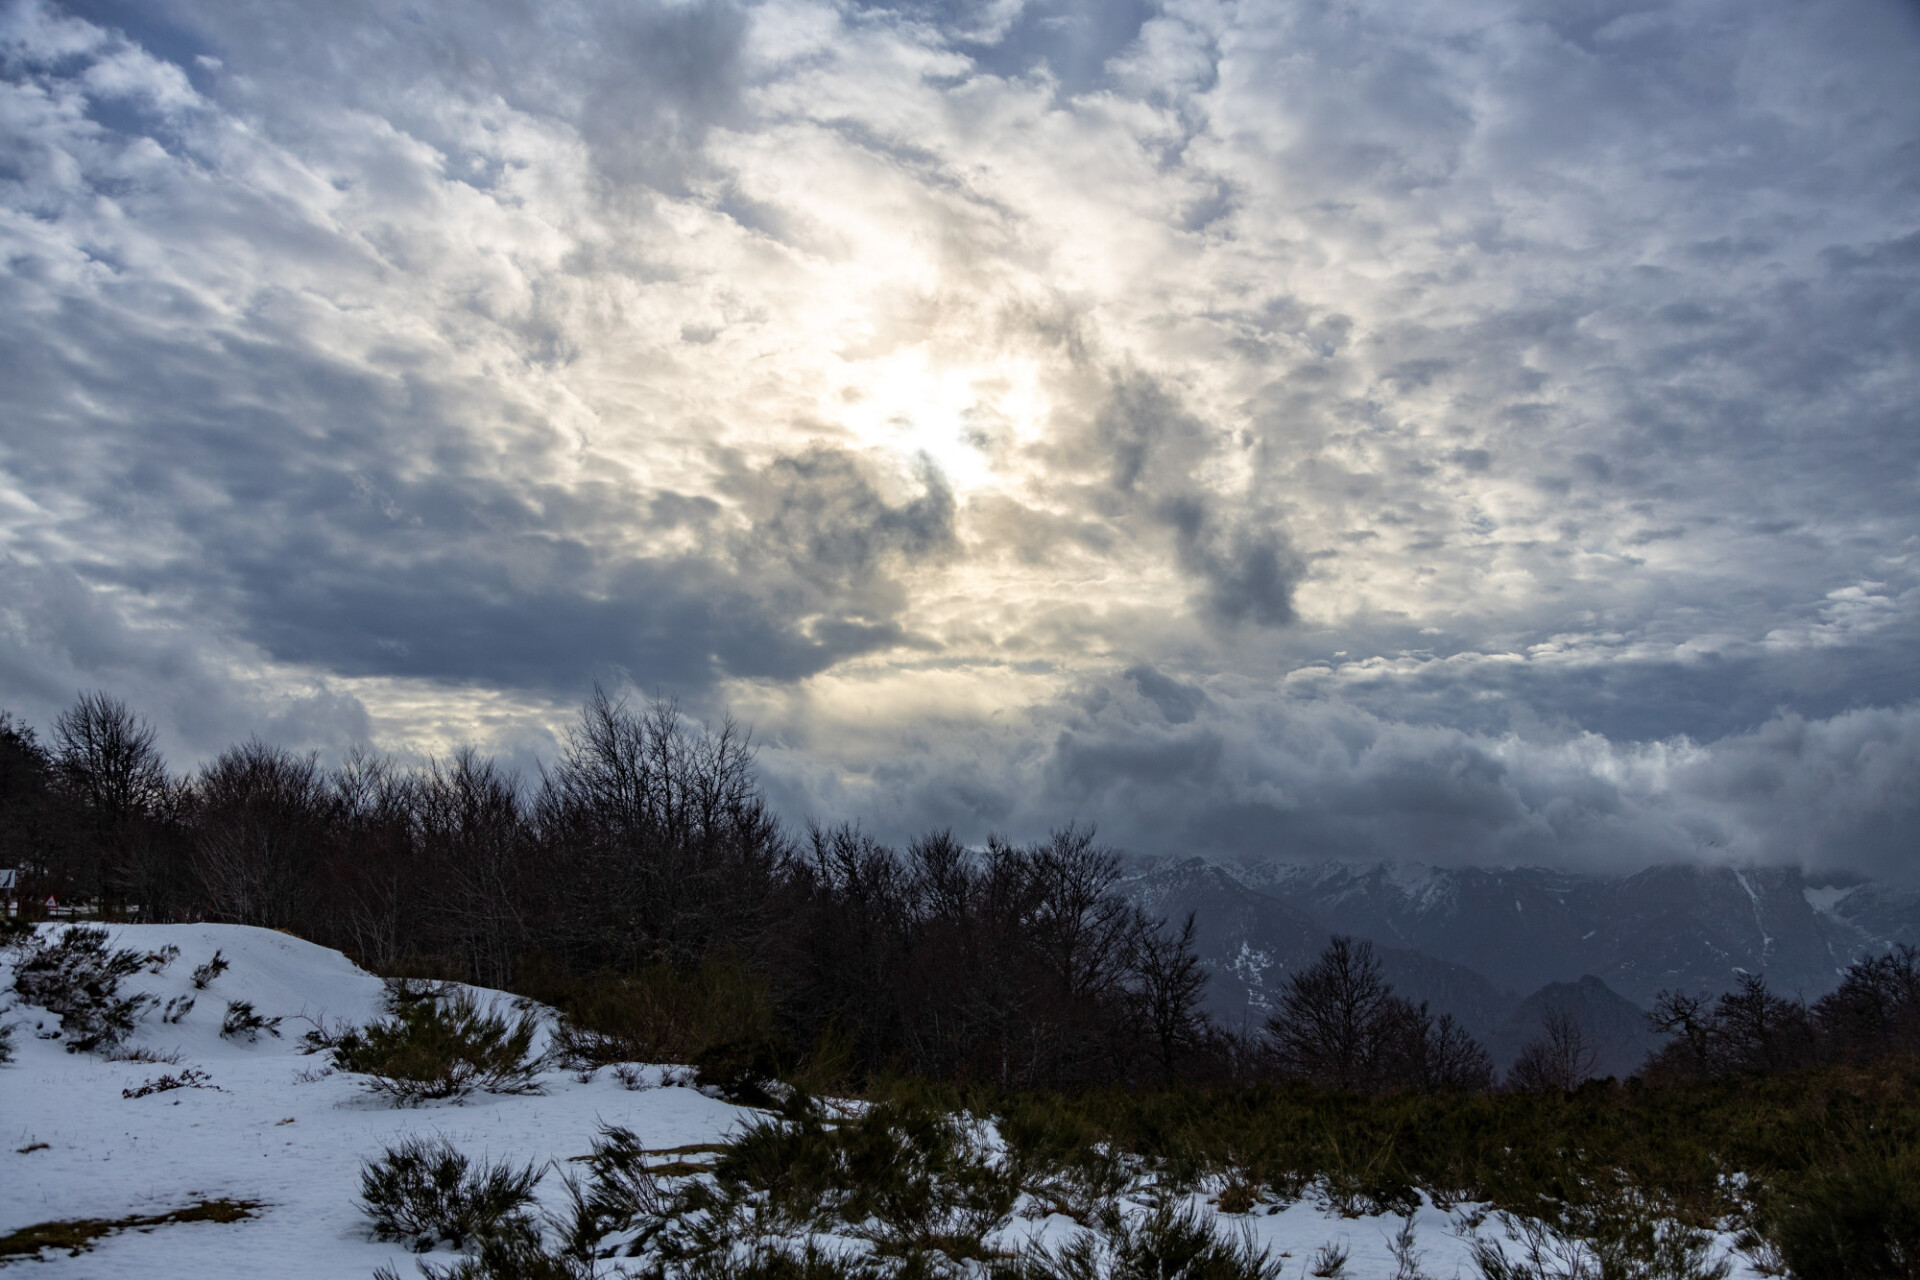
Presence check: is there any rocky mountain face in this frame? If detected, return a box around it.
[1121,857,1517,1038]
[1119,855,1920,1080]
[1124,857,1325,1030]
[1823,882,1920,950]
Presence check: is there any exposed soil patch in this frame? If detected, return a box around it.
[0,1199,263,1263]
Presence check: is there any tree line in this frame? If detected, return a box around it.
[4,689,1917,1093]
[1,689,1214,1088]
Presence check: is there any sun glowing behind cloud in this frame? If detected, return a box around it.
[831,347,1051,496]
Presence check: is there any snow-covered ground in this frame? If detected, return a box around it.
[0,924,1763,1279]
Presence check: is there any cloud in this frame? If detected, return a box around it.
[752,666,1920,881]
[0,558,378,765]
[736,444,957,600]
[1,0,1916,881]
[1124,663,1204,724]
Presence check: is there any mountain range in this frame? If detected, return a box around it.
[1120,856,1920,1075]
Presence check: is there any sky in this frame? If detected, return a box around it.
[2,0,1918,878]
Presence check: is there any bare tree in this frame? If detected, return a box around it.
[776,822,1199,1089]
[1379,998,1496,1093]
[1130,910,1211,1083]
[416,748,529,989]
[1644,973,1820,1080]
[51,692,176,915]
[1269,936,1394,1091]
[1025,825,1136,1004]
[322,746,420,971]
[192,740,328,930]
[1646,988,1715,1077]
[53,693,170,822]
[1507,1010,1599,1092]
[1813,945,1920,1063]
[535,686,788,970]
[1715,972,1817,1072]
[1423,1010,1497,1092]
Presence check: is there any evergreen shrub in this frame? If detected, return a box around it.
[221,1000,283,1042]
[360,1134,545,1252]
[10,925,155,1053]
[322,979,543,1103]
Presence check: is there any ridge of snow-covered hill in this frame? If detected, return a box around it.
[0,924,750,1277]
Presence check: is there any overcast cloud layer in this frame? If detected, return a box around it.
[3,0,1917,877]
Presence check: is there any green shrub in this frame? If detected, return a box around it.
[355,1062,1920,1280]
[1018,1201,1285,1280]
[1315,1120,1417,1218]
[360,1134,545,1253]
[1306,1243,1349,1279]
[1468,1183,1732,1280]
[1762,1126,1920,1280]
[381,1232,586,1280]
[578,1088,1024,1277]
[190,950,229,989]
[221,1000,283,1042]
[325,980,544,1104]
[996,1095,1147,1220]
[692,1035,795,1108]
[547,1124,672,1262]
[675,1242,902,1280]
[706,1089,1020,1258]
[972,1064,1920,1237]
[10,926,156,1054]
[374,1125,685,1280]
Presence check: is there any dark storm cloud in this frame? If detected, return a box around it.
[736,445,957,601]
[1124,664,1204,724]
[1091,373,1303,628]
[230,440,957,691]
[1164,500,1301,628]
[0,558,378,764]
[230,550,903,690]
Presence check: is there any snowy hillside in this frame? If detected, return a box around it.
[1,924,1762,1278]
[0,924,751,1276]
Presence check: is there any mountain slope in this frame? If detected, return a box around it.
[1224,859,1906,1005]
[1123,857,1518,1038]
[1487,975,1662,1080]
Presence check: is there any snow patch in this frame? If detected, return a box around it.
[1803,884,1858,913]
[1733,871,1772,956]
